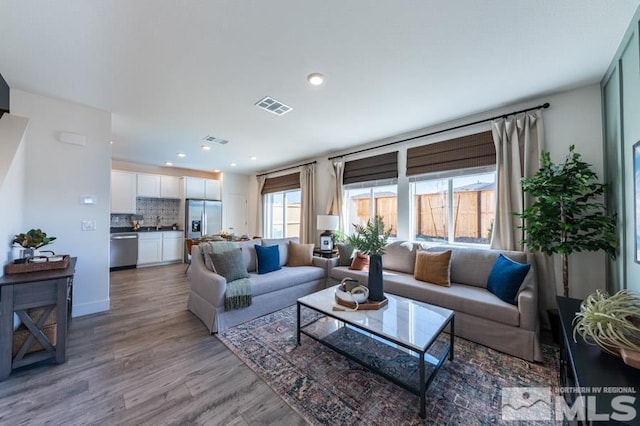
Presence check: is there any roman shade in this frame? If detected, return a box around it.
[343,152,398,185]
[406,131,495,176]
[261,172,300,194]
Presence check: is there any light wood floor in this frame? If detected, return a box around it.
[0,264,306,425]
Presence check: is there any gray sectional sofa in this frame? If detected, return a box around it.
[328,241,543,362]
[187,237,330,333]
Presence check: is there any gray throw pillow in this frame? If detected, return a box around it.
[208,248,249,282]
[336,243,355,267]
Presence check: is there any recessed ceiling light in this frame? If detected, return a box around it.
[307,73,324,86]
[230,162,237,167]
[110,140,114,145]
[250,156,257,160]
[177,152,186,158]
[165,162,173,166]
[201,145,211,151]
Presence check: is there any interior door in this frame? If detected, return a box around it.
[224,193,248,236]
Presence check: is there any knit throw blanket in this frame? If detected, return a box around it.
[203,242,253,311]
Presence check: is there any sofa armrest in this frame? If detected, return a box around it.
[517,278,537,331]
[190,245,227,308]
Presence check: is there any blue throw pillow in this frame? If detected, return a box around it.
[487,253,531,305]
[255,244,281,274]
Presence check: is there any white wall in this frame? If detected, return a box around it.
[248,83,607,300]
[10,89,112,316]
[0,114,28,271]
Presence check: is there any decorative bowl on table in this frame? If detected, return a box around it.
[335,283,369,304]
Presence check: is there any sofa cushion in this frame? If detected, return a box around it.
[255,244,281,274]
[414,250,451,287]
[232,239,260,272]
[382,241,419,274]
[381,272,521,327]
[336,243,355,267]
[487,254,531,305]
[426,246,528,288]
[349,252,369,270]
[249,266,327,297]
[208,248,249,282]
[262,237,299,267]
[287,241,314,266]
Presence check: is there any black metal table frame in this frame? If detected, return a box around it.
[297,300,454,418]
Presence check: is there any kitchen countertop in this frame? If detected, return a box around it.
[110,227,183,233]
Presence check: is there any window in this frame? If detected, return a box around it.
[344,182,397,237]
[263,189,301,238]
[411,168,495,245]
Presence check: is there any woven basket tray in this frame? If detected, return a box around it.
[12,307,57,357]
[5,255,70,274]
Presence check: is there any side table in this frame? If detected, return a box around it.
[0,257,76,380]
[313,248,339,259]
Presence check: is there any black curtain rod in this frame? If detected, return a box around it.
[256,160,317,178]
[328,102,550,161]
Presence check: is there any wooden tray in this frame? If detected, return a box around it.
[335,294,388,310]
[5,255,70,274]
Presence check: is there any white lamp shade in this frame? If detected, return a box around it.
[317,215,339,231]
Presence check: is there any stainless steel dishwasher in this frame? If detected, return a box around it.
[110,232,139,270]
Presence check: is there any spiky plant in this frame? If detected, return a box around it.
[346,215,392,256]
[573,290,640,356]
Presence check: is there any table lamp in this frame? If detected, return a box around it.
[317,215,339,250]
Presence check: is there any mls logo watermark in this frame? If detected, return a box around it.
[501,387,637,422]
[501,387,552,421]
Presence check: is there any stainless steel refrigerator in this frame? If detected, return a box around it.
[185,199,223,239]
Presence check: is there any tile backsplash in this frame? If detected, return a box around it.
[110,198,181,228]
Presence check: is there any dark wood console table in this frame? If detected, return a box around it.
[557,296,640,425]
[0,258,76,380]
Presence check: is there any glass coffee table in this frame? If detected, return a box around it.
[297,286,454,419]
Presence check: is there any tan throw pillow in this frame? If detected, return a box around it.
[349,252,370,270]
[414,250,452,287]
[287,241,314,266]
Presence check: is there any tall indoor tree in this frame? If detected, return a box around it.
[518,145,618,298]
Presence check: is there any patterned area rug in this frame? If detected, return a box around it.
[217,305,559,425]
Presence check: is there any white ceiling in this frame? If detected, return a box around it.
[1,1,638,174]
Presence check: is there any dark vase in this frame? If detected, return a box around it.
[367,254,385,301]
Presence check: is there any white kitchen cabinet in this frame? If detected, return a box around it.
[137,174,161,198]
[137,232,163,265]
[162,231,183,262]
[160,176,182,199]
[110,170,137,214]
[185,177,205,199]
[205,179,221,200]
[185,177,221,200]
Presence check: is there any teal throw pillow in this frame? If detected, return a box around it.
[208,248,249,282]
[487,253,531,305]
[336,243,355,267]
[255,244,281,274]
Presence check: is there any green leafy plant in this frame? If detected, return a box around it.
[573,290,640,356]
[346,215,392,256]
[12,228,57,249]
[332,229,346,244]
[518,145,618,297]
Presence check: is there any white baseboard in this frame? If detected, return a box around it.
[71,298,110,317]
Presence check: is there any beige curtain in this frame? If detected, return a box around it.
[491,110,556,322]
[299,164,316,244]
[256,175,266,238]
[327,158,345,230]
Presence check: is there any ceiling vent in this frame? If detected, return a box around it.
[203,135,228,144]
[255,96,292,116]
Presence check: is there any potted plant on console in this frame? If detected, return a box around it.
[346,215,392,301]
[12,228,57,259]
[518,145,618,337]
